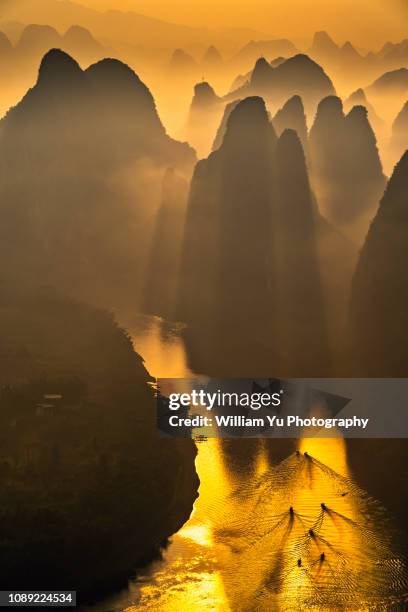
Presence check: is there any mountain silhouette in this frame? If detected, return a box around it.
[0,49,195,309]
[36,46,85,87]
[366,66,408,118]
[228,55,287,94]
[229,54,335,116]
[178,96,278,374]
[270,56,287,67]
[0,20,25,42]
[229,72,251,92]
[342,105,386,230]
[202,45,223,66]
[184,81,224,156]
[64,24,100,47]
[17,24,61,55]
[62,24,105,62]
[212,99,241,151]
[379,39,408,71]
[273,95,308,149]
[0,31,13,53]
[231,39,297,71]
[188,81,221,112]
[84,56,193,162]
[368,67,408,96]
[349,150,408,375]
[251,57,274,89]
[340,41,363,64]
[309,31,339,63]
[0,22,110,119]
[309,95,345,215]
[309,96,385,240]
[3,22,107,61]
[179,96,341,376]
[169,48,198,74]
[344,88,384,135]
[143,168,189,318]
[274,129,330,373]
[391,100,408,163]
[4,0,262,50]
[307,31,407,98]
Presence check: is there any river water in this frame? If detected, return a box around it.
[86,314,408,611]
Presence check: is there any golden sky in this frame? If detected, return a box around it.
[77,0,407,46]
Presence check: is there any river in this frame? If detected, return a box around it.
[85,314,408,611]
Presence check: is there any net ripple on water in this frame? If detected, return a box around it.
[209,451,408,610]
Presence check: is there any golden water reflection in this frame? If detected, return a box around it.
[92,315,407,611]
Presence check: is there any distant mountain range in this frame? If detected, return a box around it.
[229,39,298,71]
[0,0,263,50]
[182,53,334,155]
[306,31,408,98]
[0,23,108,65]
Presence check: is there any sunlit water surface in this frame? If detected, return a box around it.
[86,314,408,612]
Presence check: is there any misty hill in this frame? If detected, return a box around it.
[391,101,408,164]
[228,54,336,116]
[169,48,198,74]
[178,96,353,376]
[228,56,287,94]
[309,96,386,241]
[0,23,110,120]
[189,81,221,111]
[308,32,363,67]
[309,31,340,63]
[229,71,251,92]
[366,67,408,120]
[62,24,106,60]
[307,31,408,95]
[377,39,408,70]
[231,39,298,71]
[0,288,198,594]
[0,49,195,309]
[17,24,61,55]
[367,68,408,96]
[0,21,25,44]
[273,95,308,149]
[212,99,241,151]
[341,41,362,63]
[202,45,223,66]
[0,31,13,53]
[344,88,384,135]
[184,81,225,156]
[308,31,363,68]
[349,151,408,376]
[9,23,106,65]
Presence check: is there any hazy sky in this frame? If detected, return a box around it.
[76,0,407,46]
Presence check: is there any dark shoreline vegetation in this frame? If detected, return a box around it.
[0,288,199,600]
[0,26,407,607]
